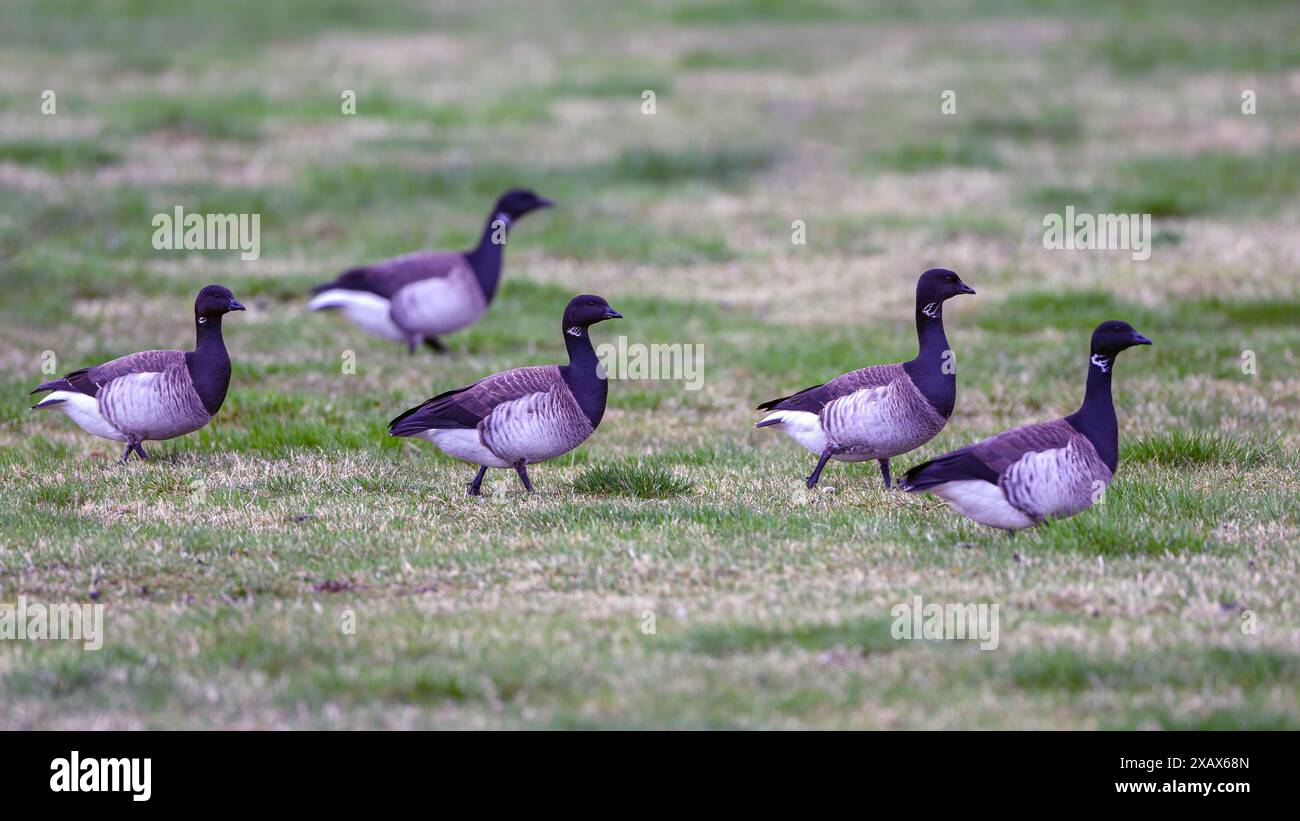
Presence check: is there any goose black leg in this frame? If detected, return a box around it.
[423,336,448,353]
[877,458,891,489]
[513,460,534,493]
[807,449,833,489]
[132,443,149,460]
[467,465,488,496]
[119,442,134,464]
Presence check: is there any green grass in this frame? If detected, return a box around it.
[676,616,899,657]
[1093,25,1300,75]
[1033,149,1300,217]
[1123,431,1277,469]
[573,461,694,498]
[0,139,119,172]
[874,137,1003,173]
[0,0,1297,730]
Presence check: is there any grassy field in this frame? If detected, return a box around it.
[2,0,1298,729]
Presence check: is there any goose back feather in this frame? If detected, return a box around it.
[313,251,467,300]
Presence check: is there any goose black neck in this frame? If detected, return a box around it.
[901,300,955,418]
[559,325,608,429]
[1066,355,1118,473]
[464,208,510,303]
[186,314,232,416]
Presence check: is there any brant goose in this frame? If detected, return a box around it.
[756,268,975,489]
[900,320,1152,531]
[29,285,245,462]
[309,188,553,352]
[389,294,622,495]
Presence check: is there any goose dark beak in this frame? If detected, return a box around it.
[1131,332,1152,346]
[535,197,555,209]
[603,308,623,320]
[957,282,976,295]
[229,299,246,312]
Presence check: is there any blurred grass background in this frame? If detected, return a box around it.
[0,0,1298,728]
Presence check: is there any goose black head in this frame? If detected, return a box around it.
[563,294,622,332]
[916,268,976,311]
[495,188,554,221]
[194,284,245,320]
[1090,320,1152,358]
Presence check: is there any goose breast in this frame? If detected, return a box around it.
[822,378,945,459]
[99,366,211,441]
[998,437,1113,522]
[480,386,594,464]
[389,263,487,337]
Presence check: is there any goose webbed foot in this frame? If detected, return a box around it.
[514,461,534,493]
[467,465,488,497]
[877,458,891,489]
[806,449,833,489]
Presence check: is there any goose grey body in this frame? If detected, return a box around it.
[389,294,622,495]
[758,363,946,460]
[905,420,1112,530]
[310,189,553,352]
[389,255,487,337]
[902,320,1152,531]
[755,268,975,489]
[310,252,486,346]
[90,350,213,440]
[407,365,595,468]
[29,285,245,461]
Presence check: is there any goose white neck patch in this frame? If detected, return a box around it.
[1090,354,1110,372]
[566,326,584,338]
[921,302,941,319]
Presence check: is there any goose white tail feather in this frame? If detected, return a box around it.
[309,288,410,344]
[756,410,828,456]
[34,391,127,441]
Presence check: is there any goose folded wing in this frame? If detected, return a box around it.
[313,251,467,299]
[30,350,184,397]
[757,363,902,413]
[389,365,562,436]
[901,419,1077,491]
